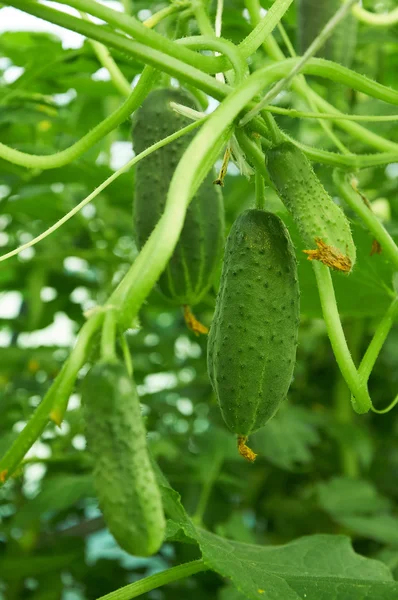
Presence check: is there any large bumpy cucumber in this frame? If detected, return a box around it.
[267,142,356,273]
[297,0,357,68]
[207,210,300,461]
[82,360,165,556]
[132,88,224,313]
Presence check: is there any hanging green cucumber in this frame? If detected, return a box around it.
[297,0,357,68]
[132,88,224,334]
[266,142,356,273]
[82,360,166,556]
[207,209,300,461]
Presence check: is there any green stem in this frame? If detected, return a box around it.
[264,105,398,123]
[143,3,185,29]
[241,0,358,124]
[120,334,133,378]
[351,2,398,27]
[254,141,266,210]
[355,299,398,416]
[85,22,132,97]
[261,111,282,144]
[96,560,208,600]
[312,263,371,414]
[101,310,117,362]
[0,313,102,484]
[333,170,398,271]
[178,35,248,84]
[24,0,293,73]
[358,299,398,384]
[191,0,215,36]
[0,65,156,169]
[287,139,398,168]
[235,130,272,184]
[0,117,207,261]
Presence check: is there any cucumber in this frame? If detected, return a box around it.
[132,88,224,307]
[207,210,300,460]
[266,142,356,273]
[82,360,165,556]
[297,0,357,68]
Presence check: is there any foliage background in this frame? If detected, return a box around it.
[0,0,397,598]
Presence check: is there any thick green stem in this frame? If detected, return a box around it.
[23,0,293,73]
[0,313,102,484]
[333,170,398,271]
[96,560,208,600]
[313,263,371,414]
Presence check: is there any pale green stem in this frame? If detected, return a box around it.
[81,12,132,97]
[265,105,398,123]
[0,117,207,263]
[359,299,398,384]
[143,4,185,29]
[357,299,398,415]
[312,263,372,414]
[96,560,208,600]
[350,2,398,26]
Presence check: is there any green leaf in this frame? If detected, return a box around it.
[317,477,391,516]
[195,529,397,600]
[316,477,398,545]
[157,467,398,599]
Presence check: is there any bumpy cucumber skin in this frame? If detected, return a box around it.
[132,88,224,306]
[207,210,300,436]
[82,361,165,557]
[297,0,357,68]
[266,142,356,270]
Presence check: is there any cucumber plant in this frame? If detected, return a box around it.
[1,0,398,597]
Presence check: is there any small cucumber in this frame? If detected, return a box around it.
[266,142,356,273]
[132,88,224,308]
[207,210,300,460]
[297,0,357,68]
[82,360,165,556]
